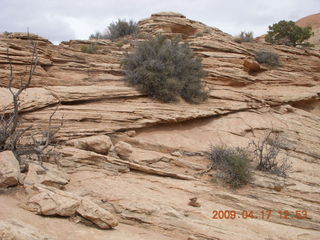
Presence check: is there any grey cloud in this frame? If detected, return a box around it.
[0,0,319,43]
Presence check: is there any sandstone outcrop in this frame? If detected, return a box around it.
[0,151,20,188]
[26,184,118,229]
[0,11,319,240]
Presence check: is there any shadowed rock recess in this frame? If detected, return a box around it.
[0,12,320,240]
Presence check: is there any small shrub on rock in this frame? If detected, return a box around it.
[81,43,97,54]
[255,50,281,67]
[234,31,254,43]
[250,131,291,177]
[122,35,208,103]
[208,145,252,188]
[90,19,138,40]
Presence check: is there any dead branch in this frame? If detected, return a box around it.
[1,37,63,169]
[249,130,291,177]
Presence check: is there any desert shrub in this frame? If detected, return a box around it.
[89,31,105,40]
[255,50,281,67]
[265,20,314,47]
[208,145,252,188]
[234,31,254,43]
[81,43,97,54]
[250,131,291,177]
[121,35,208,103]
[90,19,138,40]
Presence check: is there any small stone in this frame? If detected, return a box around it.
[188,197,201,207]
[126,130,136,137]
[73,135,113,155]
[114,141,133,160]
[171,151,182,157]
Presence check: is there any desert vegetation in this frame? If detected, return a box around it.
[81,43,98,54]
[265,20,314,47]
[121,35,208,103]
[250,131,291,177]
[207,145,252,189]
[90,19,138,40]
[234,31,254,43]
[255,49,281,67]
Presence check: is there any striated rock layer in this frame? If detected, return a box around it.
[0,12,320,240]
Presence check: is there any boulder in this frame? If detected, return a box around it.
[243,59,262,73]
[0,151,20,188]
[73,135,113,155]
[114,141,133,160]
[76,199,119,229]
[26,184,118,229]
[27,185,80,216]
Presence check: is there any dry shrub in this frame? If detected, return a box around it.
[250,131,291,177]
[122,35,207,103]
[208,145,252,188]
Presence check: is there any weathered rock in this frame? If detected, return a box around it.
[114,141,133,160]
[26,185,80,216]
[243,59,263,73]
[23,163,69,188]
[72,135,113,155]
[0,151,20,188]
[26,184,118,229]
[0,220,55,240]
[76,199,118,229]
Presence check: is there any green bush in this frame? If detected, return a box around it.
[255,50,281,67]
[81,43,97,54]
[121,35,208,103]
[265,20,314,47]
[107,19,138,40]
[90,19,138,40]
[234,31,254,43]
[208,145,252,188]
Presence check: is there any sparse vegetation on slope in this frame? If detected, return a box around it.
[265,20,314,47]
[207,145,252,188]
[81,43,98,54]
[122,35,208,103]
[255,50,281,67]
[234,31,254,43]
[250,131,291,177]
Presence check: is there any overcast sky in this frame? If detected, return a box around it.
[0,0,319,44]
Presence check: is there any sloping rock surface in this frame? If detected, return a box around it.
[0,12,319,240]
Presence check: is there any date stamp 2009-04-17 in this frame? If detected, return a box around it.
[212,210,309,220]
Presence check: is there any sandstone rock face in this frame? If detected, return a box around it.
[0,12,320,240]
[72,135,113,155]
[0,151,20,188]
[114,141,133,160]
[0,220,55,240]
